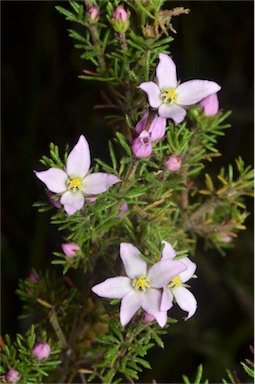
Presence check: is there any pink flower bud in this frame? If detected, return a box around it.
[46,191,61,209]
[135,112,166,141]
[131,131,152,158]
[28,272,38,283]
[200,93,219,116]
[5,369,21,383]
[62,242,80,257]
[219,232,233,243]
[142,311,155,323]
[117,203,128,217]
[87,6,99,21]
[32,341,51,360]
[166,155,182,172]
[114,5,128,22]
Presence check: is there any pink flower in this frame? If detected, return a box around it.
[32,341,51,360]
[5,369,21,383]
[114,5,128,22]
[200,93,219,116]
[139,54,221,124]
[62,242,80,257]
[166,155,182,172]
[35,135,121,216]
[92,243,187,327]
[131,131,152,158]
[131,112,166,158]
[160,241,197,320]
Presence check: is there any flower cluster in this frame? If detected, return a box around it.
[132,53,221,160]
[92,241,197,327]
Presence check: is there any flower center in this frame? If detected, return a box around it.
[169,275,182,289]
[67,176,83,192]
[141,135,151,146]
[132,275,150,291]
[160,87,178,104]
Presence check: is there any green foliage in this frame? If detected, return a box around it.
[0,325,61,383]
[183,364,208,384]
[89,317,175,383]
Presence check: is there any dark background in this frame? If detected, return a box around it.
[1,1,254,382]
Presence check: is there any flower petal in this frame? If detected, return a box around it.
[156,53,177,89]
[160,287,174,312]
[120,243,147,279]
[173,286,197,320]
[92,276,131,299]
[60,191,84,215]
[142,288,167,327]
[139,82,161,108]
[149,116,166,141]
[148,259,186,288]
[200,93,219,116]
[158,104,186,123]
[131,131,152,158]
[83,173,120,195]
[135,111,149,134]
[66,135,91,177]
[120,290,142,326]
[179,257,197,283]
[177,80,221,106]
[161,240,176,260]
[34,168,67,193]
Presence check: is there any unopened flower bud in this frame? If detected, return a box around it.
[142,311,155,323]
[131,131,152,158]
[5,369,21,383]
[114,5,128,21]
[135,112,166,141]
[166,155,182,172]
[200,93,219,116]
[32,341,51,360]
[46,191,61,209]
[28,272,38,283]
[118,203,128,217]
[112,5,129,33]
[87,6,99,22]
[218,232,233,243]
[62,242,80,257]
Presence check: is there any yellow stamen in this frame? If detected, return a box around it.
[169,275,182,289]
[160,87,178,104]
[132,276,150,291]
[68,176,83,191]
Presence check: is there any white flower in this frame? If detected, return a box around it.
[35,135,120,215]
[160,241,197,320]
[139,53,221,124]
[92,243,187,327]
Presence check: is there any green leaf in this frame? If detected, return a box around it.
[241,361,254,378]
[115,132,132,156]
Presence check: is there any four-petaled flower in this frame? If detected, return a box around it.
[92,242,187,327]
[139,53,221,124]
[160,241,197,320]
[35,135,121,215]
